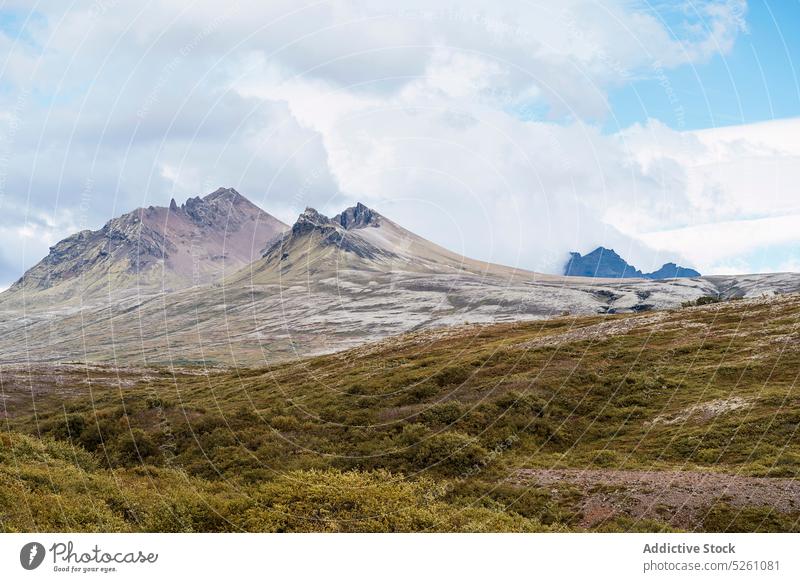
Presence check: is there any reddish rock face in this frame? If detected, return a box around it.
[5,187,287,300]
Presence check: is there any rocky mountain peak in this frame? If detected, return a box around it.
[4,188,287,299]
[565,247,700,280]
[203,187,244,204]
[176,187,258,228]
[182,195,211,224]
[261,204,396,265]
[647,262,701,279]
[333,202,380,230]
[299,207,331,224]
[565,247,643,278]
[291,207,334,236]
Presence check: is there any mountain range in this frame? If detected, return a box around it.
[564,247,701,279]
[0,188,796,366]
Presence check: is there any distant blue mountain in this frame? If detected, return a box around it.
[645,262,702,279]
[564,247,700,279]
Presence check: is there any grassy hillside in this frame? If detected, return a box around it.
[2,293,799,532]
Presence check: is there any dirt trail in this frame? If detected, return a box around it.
[512,468,800,529]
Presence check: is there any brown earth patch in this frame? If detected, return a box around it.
[511,468,800,529]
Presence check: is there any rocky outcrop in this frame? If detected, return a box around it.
[565,248,644,278]
[646,262,701,279]
[565,247,700,280]
[333,202,380,229]
[262,204,396,264]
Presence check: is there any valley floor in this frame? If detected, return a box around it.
[1,293,799,532]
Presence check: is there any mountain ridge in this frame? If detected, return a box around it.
[2,187,287,303]
[565,247,701,280]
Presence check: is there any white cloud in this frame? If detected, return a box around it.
[1,0,789,286]
[237,59,665,271]
[621,117,800,224]
[0,206,79,287]
[640,214,800,274]
[619,117,800,273]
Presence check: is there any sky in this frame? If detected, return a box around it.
[0,0,798,290]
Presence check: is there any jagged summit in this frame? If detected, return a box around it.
[260,204,393,267]
[647,262,702,279]
[3,188,287,303]
[203,186,244,203]
[333,202,381,229]
[565,247,700,280]
[290,202,381,233]
[293,207,334,233]
[565,247,644,278]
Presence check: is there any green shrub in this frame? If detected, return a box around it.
[111,429,159,466]
[241,469,543,532]
[682,295,721,307]
[404,383,438,402]
[419,402,464,425]
[270,415,301,431]
[591,449,620,468]
[702,503,800,533]
[42,414,87,442]
[433,365,471,387]
[408,431,488,474]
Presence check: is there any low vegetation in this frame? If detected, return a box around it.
[682,295,723,307]
[2,294,799,532]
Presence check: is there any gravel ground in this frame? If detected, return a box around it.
[512,468,800,529]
